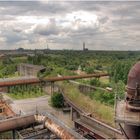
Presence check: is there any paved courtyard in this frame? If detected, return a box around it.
[3,94,73,128]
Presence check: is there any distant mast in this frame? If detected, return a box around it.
[83,42,85,51]
[47,44,48,50]
[83,42,88,51]
[46,44,50,50]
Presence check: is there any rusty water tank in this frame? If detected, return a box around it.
[126,61,140,111]
[126,61,140,100]
[124,62,140,139]
[126,62,140,104]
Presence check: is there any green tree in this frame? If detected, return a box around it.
[51,93,64,108]
[110,61,133,84]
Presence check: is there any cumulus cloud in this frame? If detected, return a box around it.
[34,18,59,36]
[0,1,139,50]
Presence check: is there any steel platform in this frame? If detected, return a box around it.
[115,100,140,126]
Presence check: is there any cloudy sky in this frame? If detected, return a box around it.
[0,1,139,50]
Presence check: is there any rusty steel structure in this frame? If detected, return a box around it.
[16,126,54,139]
[74,114,123,139]
[0,113,83,139]
[0,114,36,133]
[65,101,124,139]
[0,100,16,119]
[57,86,124,139]
[35,113,83,139]
[115,61,140,139]
[126,62,140,110]
[0,73,108,87]
[125,62,140,138]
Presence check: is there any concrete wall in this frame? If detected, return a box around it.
[17,64,45,77]
[78,85,96,94]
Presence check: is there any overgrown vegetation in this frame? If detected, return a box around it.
[8,85,45,99]
[0,50,139,124]
[0,56,27,78]
[51,92,64,108]
[0,51,137,105]
[59,82,114,126]
[90,78,101,86]
[109,61,133,84]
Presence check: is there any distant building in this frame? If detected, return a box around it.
[27,53,35,57]
[47,44,50,50]
[83,42,88,51]
[0,54,6,59]
[17,63,46,77]
[17,48,24,52]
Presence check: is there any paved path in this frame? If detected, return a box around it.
[2,93,73,128]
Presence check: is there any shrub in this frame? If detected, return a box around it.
[51,93,64,108]
[90,78,100,86]
[85,67,95,74]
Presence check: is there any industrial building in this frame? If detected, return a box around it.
[17,63,46,77]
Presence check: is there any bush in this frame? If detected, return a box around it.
[90,78,100,86]
[85,67,95,74]
[90,90,114,106]
[51,93,64,108]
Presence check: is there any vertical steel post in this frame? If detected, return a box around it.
[12,129,16,139]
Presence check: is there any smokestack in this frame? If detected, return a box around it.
[83,42,85,50]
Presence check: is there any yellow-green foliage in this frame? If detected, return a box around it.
[59,82,114,126]
[8,85,45,99]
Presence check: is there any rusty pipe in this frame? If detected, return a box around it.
[43,73,108,82]
[0,73,108,87]
[44,117,75,139]
[0,78,40,87]
[0,114,36,132]
[35,114,83,139]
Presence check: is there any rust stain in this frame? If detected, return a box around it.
[0,100,15,117]
[44,117,76,139]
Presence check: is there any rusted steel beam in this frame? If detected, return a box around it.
[74,121,105,139]
[0,114,36,132]
[81,114,123,138]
